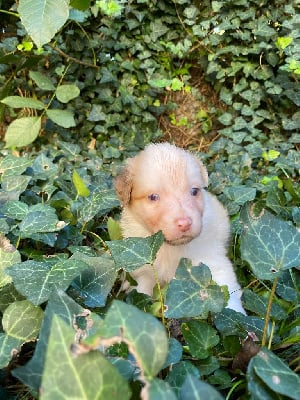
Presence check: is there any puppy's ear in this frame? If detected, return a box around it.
[114,163,133,206]
[194,157,209,188]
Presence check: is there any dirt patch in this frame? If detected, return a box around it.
[159,66,225,152]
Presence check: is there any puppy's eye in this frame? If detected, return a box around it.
[148,193,160,201]
[190,187,200,196]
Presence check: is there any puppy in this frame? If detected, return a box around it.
[114,143,245,314]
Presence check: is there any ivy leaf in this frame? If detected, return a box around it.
[180,374,224,400]
[12,290,86,394]
[248,348,300,400]
[143,378,176,400]
[72,170,90,197]
[0,284,24,313]
[240,206,300,280]
[78,189,120,223]
[165,260,225,318]
[166,361,200,397]
[40,315,131,400]
[1,176,31,198]
[0,154,32,178]
[5,116,41,148]
[31,153,59,179]
[7,258,89,305]
[46,109,76,128]
[214,308,270,341]
[150,19,169,41]
[96,300,168,379]
[0,300,43,368]
[0,235,21,288]
[171,78,184,91]
[2,300,43,338]
[70,253,117,307]
[275,36,293,51]
[1,201,27,221]
[19,204,66,236]
[242,289,286,320]
[224,185,257,206]
[18,0,69,48]
[106,231,164,272]
[56,84,80,103]
[148,78,172,88]
[1,96,45,110]
[181,321,220,359]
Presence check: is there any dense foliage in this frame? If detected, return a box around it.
[0,0,299,399]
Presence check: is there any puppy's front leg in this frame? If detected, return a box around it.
[131,265,156,296]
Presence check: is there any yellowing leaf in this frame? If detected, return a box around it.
[72,170,90,197]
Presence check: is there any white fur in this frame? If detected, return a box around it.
[114,143,245,314]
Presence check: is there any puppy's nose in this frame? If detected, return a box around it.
[176,217,192,232]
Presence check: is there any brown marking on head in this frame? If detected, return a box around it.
[114,160,133,206]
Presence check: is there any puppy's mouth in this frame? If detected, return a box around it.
[165,236,195,246]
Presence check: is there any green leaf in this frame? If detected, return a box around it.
[240,206,300,280]
[242,289,286,320]
[97,0,124,17]
[166,361,200,397]
[0,235,21,288]
[214,308,269,341]
[144,378,177,400]
[46,109,76,128]
[1,176,31,198]
[107,217,122,240]
[29,71,56,90]
[1,96,45,110]
[165,260,225,318]
[2,300,43,338]
[224,185,256,206]
[18,0,69,48]
[1,201,29,220]
[275,37,293,51]
[248,348,300,400]
[72,170,90,197]
[180,374,224,400]
[71,253,117,307]
[0,300,43,368]
[56,84,80,103]
[148,78,172,88]
[150,19,169,41]
[0,334,21,369]
[0,155,32,178]
[0,284,24,313]
[171,77,184,91]
[12,290,86,394]
[70,0,91,10]
[5,116,41,148]
[106,231,164,272]
[19,204,66,236]
[96,300,168,379]
[181,321,219,359]
[40,315,131,400]
[7,258,89,305]
[218,112,233,126]
[78,189,120,223]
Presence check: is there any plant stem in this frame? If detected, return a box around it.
[262,276,278,347]
[0,10,19,18]
[151,263,165,326]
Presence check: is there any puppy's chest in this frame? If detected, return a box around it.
[154,237,209,284]
[154,243,195,283]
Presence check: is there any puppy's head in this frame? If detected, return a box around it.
[114,143,208,245]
